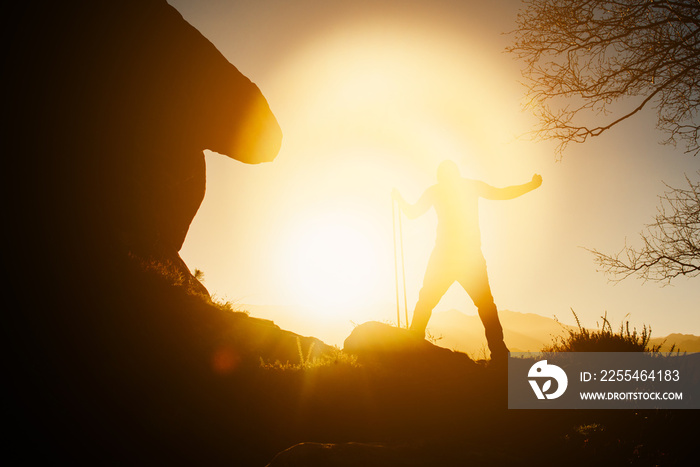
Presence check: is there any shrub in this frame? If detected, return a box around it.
[542,309,672,353]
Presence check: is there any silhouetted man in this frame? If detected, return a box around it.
[392,160,542,362]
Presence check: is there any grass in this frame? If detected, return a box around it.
[210,296,250,315]
[259,338,359,371]
[543,309,674,353]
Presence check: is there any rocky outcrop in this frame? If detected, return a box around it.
[343,321,477,370]
[7,3,282,461]
[8,0,281,292]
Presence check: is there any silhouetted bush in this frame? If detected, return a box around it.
[542,310,672,353]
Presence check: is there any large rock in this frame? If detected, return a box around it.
[343,321,477,371]
[8,0,282,290]
[6,2,282,461]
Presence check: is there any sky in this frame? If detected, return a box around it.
[172,0,699,347]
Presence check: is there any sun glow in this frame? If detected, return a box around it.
[285,210,383,314]
[173,1,700,348]
[182,18,547,341]
[270,20,527,163]
[261,23,537,324]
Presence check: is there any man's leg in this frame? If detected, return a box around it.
[459,260,509,361]
[409,251,454,338]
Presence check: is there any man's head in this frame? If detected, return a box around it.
[437,160,461,184]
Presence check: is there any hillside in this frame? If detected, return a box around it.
[11,251,698,465]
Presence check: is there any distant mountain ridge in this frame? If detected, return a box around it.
[427,309,700,356]
[240,304,700,355]
[648,333,700,353]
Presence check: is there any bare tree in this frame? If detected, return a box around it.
[508,0,700,283]
[589,172,700,283]
[507,0,700,157]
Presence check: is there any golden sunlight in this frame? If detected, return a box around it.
[250,19,548,330]
[271,19,527,165]
[285,210,382,314]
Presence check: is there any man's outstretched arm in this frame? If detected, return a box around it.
[392,187,433,219]
[477,174,542,200]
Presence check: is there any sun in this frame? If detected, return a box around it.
[285,211,382,314]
